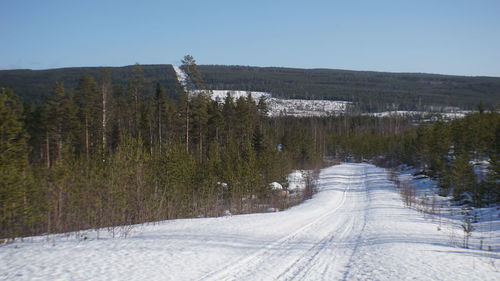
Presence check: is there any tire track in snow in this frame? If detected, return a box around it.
[198,168,356,281]
[283,166,368,281]
[276,216,355,281]
[341,165,370,281]
[274,176,356,281]
[199,164,366,280]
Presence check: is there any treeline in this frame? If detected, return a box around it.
[199,65,500,111]
[0,64,179,102]
[0,60,322,239]
[413,111,499,204]
[2,57,498,239]
[316,112,500,205]
[3,64,500,112]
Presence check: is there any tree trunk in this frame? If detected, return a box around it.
[158,103,162,154]
[134,88,139,137]
[45,132,50,168]
[85,116,89,161]
[102,84,107,154]
[186,101,190,152]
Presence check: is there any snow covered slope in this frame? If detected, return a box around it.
[2,163,498,280]
[172,65,189,88]
[366,110,471,121]
[266,98,350,117]
[173,65,350,117]
[174,66,475,119]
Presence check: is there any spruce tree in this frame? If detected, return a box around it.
[75,75,100,160]
[451,151,475,201]
[487,153,500,202]
[41,82,78,166]
[0,89,31,238]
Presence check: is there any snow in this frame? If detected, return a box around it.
[269,182,283,190]
[287,170,306,191]
[194,90,350,117]
[266,98,350,117]
[366,110,470,121]
[2,163,498,280]
[209,90,271,101]
[173,66,475,119]
[472,160,490,183]
[172,66,189,88]
[172,65,350,117]
[207,94,350,117]
[397,166,500,254]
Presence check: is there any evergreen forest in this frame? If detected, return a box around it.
[2,64,500,112]
[1,57,499,240]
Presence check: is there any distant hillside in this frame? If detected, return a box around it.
[1,64,499,110]
[0,64,180,102]
[198,65,500,111]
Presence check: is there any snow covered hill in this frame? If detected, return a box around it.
[173,65,350,117]
[173,66,474,119]
[2,163,498,280]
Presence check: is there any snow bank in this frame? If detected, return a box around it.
[269,182,283,190]
[287,170,306,191]
[397,165,500,253]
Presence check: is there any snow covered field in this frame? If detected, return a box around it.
[366,110,470,121]
[2,163,498,280]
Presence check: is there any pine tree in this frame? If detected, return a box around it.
[181,55,205,89]
[100,68,112,156]
[128,64,147,138]
[487,153,500,202]
[222,93,236,141]
[257,96,269,119]
[75,75,100,160]
[190,94,209,160]
[154,83,166,154]
[487,121,500,202]
[207,100,223,143]
[451,151,475,201]
[0,89,31,238]
[41,82,78,166]
[162,144,196,218]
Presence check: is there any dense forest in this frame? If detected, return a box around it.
[321,112,500,205]
[1,57,499,240]
[199,65,500,111]
[2,64,500,112]
[0,60,324,239]
[0,65,179,102]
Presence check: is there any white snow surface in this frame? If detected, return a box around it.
[287,170,306,191]
[366,110,470,121]
[172,65,189,88]
[269,182,284,190]
[210,90,271,101]
[397,165,500,253]
[2,163,499,280]
[266,98,350,117]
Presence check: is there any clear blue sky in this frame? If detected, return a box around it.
[1,0,499,76]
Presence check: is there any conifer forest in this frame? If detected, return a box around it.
[4,1,500,279]
[0,56,498,240]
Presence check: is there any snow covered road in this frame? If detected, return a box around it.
[2,163,498,280]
